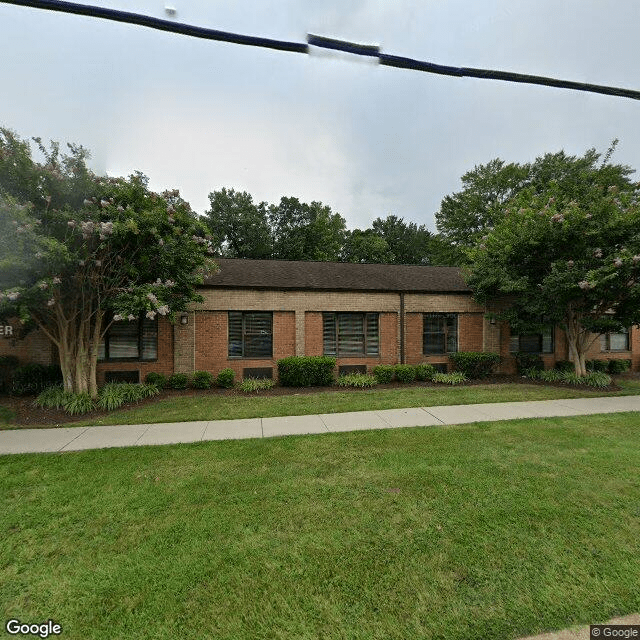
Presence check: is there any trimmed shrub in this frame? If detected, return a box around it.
[583,371,612,387]
[432,372,467,385]
[216,368,235,389]
[277,356,336,387]
[168,373,189,390]
[238,377,276,393]
[449,352,500,378]
[372,365,395,384]
[515,352,544,375]
[608,359,631,374]
[11,363,63,396]
[554,360,574,373]
[336,373,377,388]
[145,372,167,388]
[415,363,436,382]
[192,370,214,389]
[394,364,416,384]
[586,359,609,372]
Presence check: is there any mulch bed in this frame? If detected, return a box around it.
[0,373,633,427]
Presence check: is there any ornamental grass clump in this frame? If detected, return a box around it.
[538,369,564,383]
[431,372,467,385]
[96,383,159,410]
[34,385,69,409]
[62,393,95,415]
[238,377,276,393]
[583,371,612,387]
[336,374,378,388]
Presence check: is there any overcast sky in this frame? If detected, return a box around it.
[1,1,639,231]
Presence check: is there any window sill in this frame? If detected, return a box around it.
[228,356,274,360]
[98,359,158,363]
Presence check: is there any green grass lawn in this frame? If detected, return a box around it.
[3,378,640,429]
[1,413,639,639]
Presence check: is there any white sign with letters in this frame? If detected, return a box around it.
[0,326,14,337]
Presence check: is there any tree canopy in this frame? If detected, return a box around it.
[466,146,640,375]
[0,128,216,397]
[436,145,635,253]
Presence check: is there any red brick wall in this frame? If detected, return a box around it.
[194,310,295,380]
[96,317,174,385]
[305,312,323,356]
[0,325,56,365]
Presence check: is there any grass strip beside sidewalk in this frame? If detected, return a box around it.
[1,413,639,639]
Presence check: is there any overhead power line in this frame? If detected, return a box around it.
[3,0,640,101]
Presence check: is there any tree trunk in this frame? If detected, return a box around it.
[56,312,102,398]
[564,313,587,377]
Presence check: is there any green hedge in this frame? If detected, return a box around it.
[450,352,500,378]
[608,359,631,374]
[372,365,394,384]
[394,364,416,384]
[11,363,63,396]
[554,360,574,373]
[216,368,235,389]
[586,359,609,372]
[415,363,436,381]
[277,356,336,387]
[192,370,214,389]
[167,373,189,390]
[515,352,544,375]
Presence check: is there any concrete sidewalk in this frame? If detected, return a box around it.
[1,394,640,455]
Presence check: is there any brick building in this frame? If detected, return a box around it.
[1,258,638,383]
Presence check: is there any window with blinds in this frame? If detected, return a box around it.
[509,327,554,353]
[228,312,273,358]
[322,313,379,357]
[601,328,629,351]
[423,313,458,355]
[98,315,157,361]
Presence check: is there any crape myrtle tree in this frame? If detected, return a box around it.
[0,128,217,398]
[466,147,640,376]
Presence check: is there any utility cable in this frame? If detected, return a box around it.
[3,0,639,101]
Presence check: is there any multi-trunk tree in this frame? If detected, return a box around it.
[466,147,640,376]
[0,128,217,397]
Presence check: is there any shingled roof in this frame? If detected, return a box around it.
[202,258,470,293]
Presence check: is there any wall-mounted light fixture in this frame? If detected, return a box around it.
[180,314,189,325]
[490,317,496,325]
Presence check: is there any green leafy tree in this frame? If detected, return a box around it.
[0,128,216,398]
[466,148,640,376]
[436,159,529,248]
[340,229,392,263]
[269,196,346,261]
[370,215,433,264]
[204,188,273,258]
[436,146,635,252]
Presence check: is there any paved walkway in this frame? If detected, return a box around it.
[2,395,640,455]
